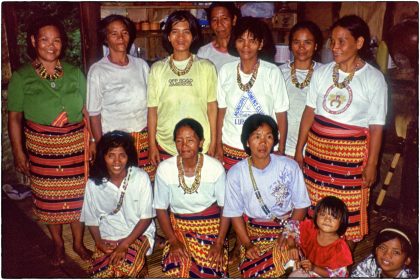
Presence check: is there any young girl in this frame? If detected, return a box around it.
[351,227,417,278]
[81,131,156,278]
[285,196,353,277]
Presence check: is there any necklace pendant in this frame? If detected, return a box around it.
[50,81,56,88]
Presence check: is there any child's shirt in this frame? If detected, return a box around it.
[351,253,417,278]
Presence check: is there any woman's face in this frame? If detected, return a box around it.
[330,26,363,65]
[235,31,263,62]
[104,146,128,179]
[175,126,203,160]
[168,20,193,53]
[247,123,274,160]
[31,25,62,63]
[210,6,235,40]
[106,20,130,54]
[291,28,317,64]
[375,238,411,278]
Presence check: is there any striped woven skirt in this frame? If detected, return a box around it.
[162,203,228,278]
[222,144,248,171]
[24,120,89,224]
[91,235,150,278]
[130,129,156,181]
[239,216,289,278]
[303,115,370,241]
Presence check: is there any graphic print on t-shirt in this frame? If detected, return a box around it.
[322,85,353,115]
[270,167,291,213]
[233,90,264,125]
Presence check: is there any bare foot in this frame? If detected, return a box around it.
[73,244,93,261]
[51,246,65,266]
[155,235,166,250]
[228,244,241,265]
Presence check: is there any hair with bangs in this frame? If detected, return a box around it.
[241,114,279,156]
[313,196,349,236]
[373,227,413,257]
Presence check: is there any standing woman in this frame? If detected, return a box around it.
[279,21,323,157]
[216,16,289,170]
[197,2,241,72]
[7,16,92,265]
[147,10,218,166]
[295,15,388,248]
[87,15,155,180]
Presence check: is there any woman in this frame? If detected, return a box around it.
[279,21,323,157]
[295,15,388,249]
[7,16,92,265]
[197,2,241,72]
[153,118,229,278]
[87,15,155,180]
[147,10,218,166]
[81,131,155,278]
[223,114,310,278]
[216,16,289,171]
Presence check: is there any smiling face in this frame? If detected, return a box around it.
[168,20,193,53]
[247,123,274,161]
[291,28,317,64]
[316,209,341,234]
[235,31,263,62]
[104,146,128,180]
[375,238,411,278]
[175,126,204,160]
[106,20,130,54]
[330,26,363,66]
[210,6,235,40]
[31,25,62,64]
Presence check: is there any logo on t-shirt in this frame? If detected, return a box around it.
[233,91,264,125]
[270,167,291,212]
[169,78,193,87]
[322,85,353,114]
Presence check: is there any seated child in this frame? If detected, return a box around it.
[351,227,417,278]
[81,131,156,278]
[284,196,353,277]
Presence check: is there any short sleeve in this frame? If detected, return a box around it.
[7,71,24,112]
[214,170,226,207]
[77,68,87,105]
[367,72,388,125]
[138,173,156,219]
[206,63,217,102]
[147,62,160,107]
[290,163,311,209]
[152,166,170,210]
[306,69,319,109]
[217,66,228,108]
[86,66,103,116]
[222,167,244,217]
[80,180,99,226]
[271,67,289,113]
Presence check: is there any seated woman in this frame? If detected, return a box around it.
[223,114,311,278]
[81,131,156,278]
[153,118,229,278]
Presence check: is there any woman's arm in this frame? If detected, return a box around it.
[215,108,226,162]
[207,101,218,156]
[8,112,30,175]
[362,125,383,188]
[275,111,287,155]
[231,216,261,260]
[88,226,114,255]
[294,106,315,168]
[208,211,230,271]
[147,107,160,166]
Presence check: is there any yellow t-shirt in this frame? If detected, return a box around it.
[147,55,217,155]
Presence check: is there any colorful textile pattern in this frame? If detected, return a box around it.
[162,204,228,278]
[24,120,89,224]
[239,216,289,278]
[91,236,150,278]
[303,115,369,241]
[130,129,156,181]
[157,144,172,162]
[222,143,248,171]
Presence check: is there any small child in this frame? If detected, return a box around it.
[285,196,353,277]
[81,131,156,278]
[351,227,417,278]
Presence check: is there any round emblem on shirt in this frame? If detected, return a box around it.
[322,84,353,114]
[50,81,56,88]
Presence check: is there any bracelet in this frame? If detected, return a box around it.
[90,138,96,143]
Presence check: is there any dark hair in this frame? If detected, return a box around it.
[331,15,372,61]
[373,227,414,258]
[98,14,136,53]
[89,131,138,185]
[228,16,276,63]
[206,2,241,23]
[26,16,68,60]
[241,114,279,156]
[288,21,323,60]
[173,118,204,152]
[162,10,202,54]
[313,196,348,236]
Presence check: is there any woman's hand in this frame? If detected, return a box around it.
[14,150,30,176]
[244,243,261,260]
[109,241,129,265]
[208,241,225,272]
[89,141,96,163]
[169,239,189,264]
[148,145,160,166]
[362,162,377,188]
[300,259,314,272]
[207,141,216,157]
[215,144,224,163]
[294,151,304,170]
[96,239,116,255]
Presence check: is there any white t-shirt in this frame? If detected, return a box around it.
[153,154,226,214]
[87,55,150,133]
[217,60,289,149]
[197,42,239,73]
[223,154,310,219]
[280,61,322,156]
[307,62,387,127]
[81,167,156,255]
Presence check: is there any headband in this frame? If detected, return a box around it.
[380,228,412,246]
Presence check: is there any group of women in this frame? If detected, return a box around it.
[8,1,389,278]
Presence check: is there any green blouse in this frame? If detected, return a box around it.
[7,62,86,125]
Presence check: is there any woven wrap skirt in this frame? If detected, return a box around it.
[130,128,156,181]
[222,143,248,171]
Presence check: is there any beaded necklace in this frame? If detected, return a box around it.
[291,61,314,89]
[169,54,193,76]
[332,59,364,89]
[33,60,63,88]
[177,153,203,194]
[236,60,260,92]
